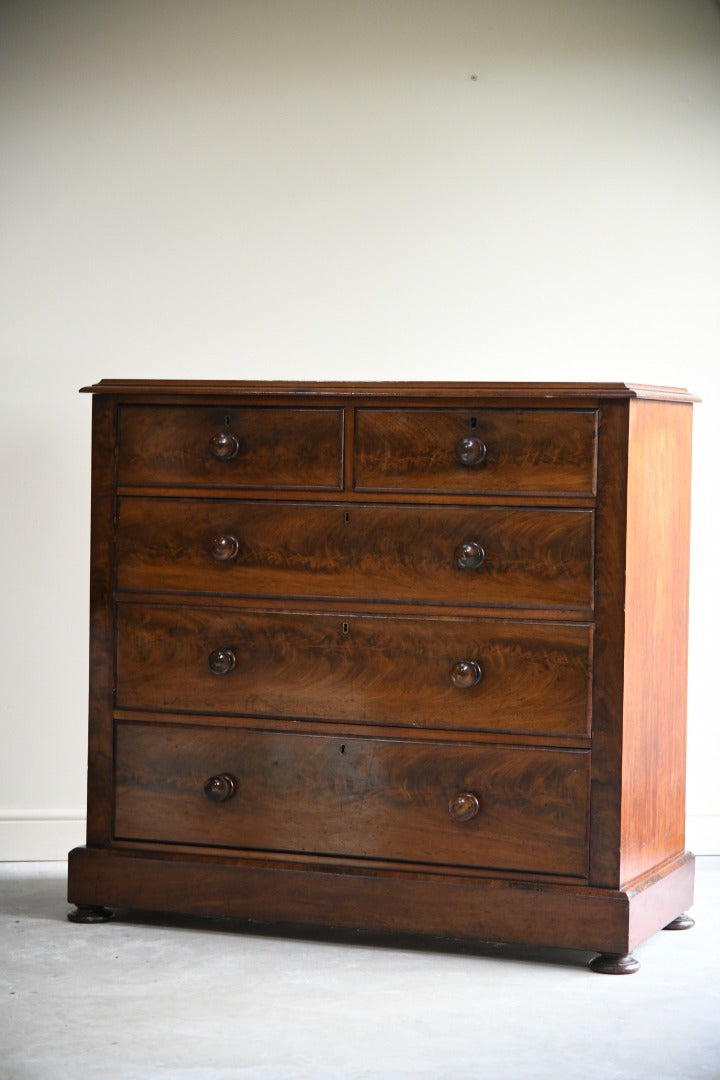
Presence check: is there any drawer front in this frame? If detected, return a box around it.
[117,406,343,489]
[355,409,597,495]
[117,498,594,609]
[114,722,590,876]
[116,605,591,736]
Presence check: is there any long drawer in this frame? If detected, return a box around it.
[118,405,343,490]
[116,604,592,736]
[116,498,594,609]
[354,408,598,495]
[114,721,590,876]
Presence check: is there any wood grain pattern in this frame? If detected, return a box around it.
[587,402,630,887]
[116,498,594,610]
[627,852,695,950]
[619,400,693,885]
[114,722,590,876]
[69,380,697,970]
[355,408,598,495]
[117,405,343,489]
[85,395,117,846]
[81,379,699,404]
[115,604,592,737]
[66,846,695,956]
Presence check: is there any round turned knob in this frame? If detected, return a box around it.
[210,534,240,562]
[454,541,485,571]
[456,435,487,467]
[448,791,480,822]
[208,648,237,675]
[450,659,483,689]
[209,431,240,460]
[203,774,237,803]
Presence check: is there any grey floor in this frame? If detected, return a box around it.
[1,859,719,1080]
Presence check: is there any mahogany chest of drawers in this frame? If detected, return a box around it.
[68,381,697,973]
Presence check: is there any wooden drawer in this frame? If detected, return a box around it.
[116,605,592,737]
[117,405,343,490]
[117,497,594,609]
[354,408,597,495]
[114,721,590,876]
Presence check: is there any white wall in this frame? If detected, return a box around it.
[1,0,718,859]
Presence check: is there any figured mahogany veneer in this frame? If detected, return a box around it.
[115,604,592,736]
[114,722,590,876]
[116,498,594,609]
[354,408,598,495]
[118,405,344,490]
[68,380,697,974]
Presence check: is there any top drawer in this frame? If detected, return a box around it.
[118,406,343,490]
[354,409,597,496]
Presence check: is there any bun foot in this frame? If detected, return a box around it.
[67,904,114,923]
[663,913,695,931]
[589,952,640,975]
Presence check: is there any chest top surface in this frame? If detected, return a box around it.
[81,379,698,403]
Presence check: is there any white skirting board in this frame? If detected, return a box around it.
[0,811,86,862]
[0,811,717,862]
[686,815,720,859]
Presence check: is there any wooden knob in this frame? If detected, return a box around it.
[208,648,236,675]
[454,541,485,570]
[209,431,240,460]
[456,435,487,467]
[210,534,240,561]
[450,659,483,689]
[203,774,237,803]
[448,792,480,822]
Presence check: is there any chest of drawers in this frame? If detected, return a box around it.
[68,381,697,973]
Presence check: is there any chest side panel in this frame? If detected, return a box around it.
[619,400,693,885]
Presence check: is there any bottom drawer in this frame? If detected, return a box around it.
[114,722,590,877]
